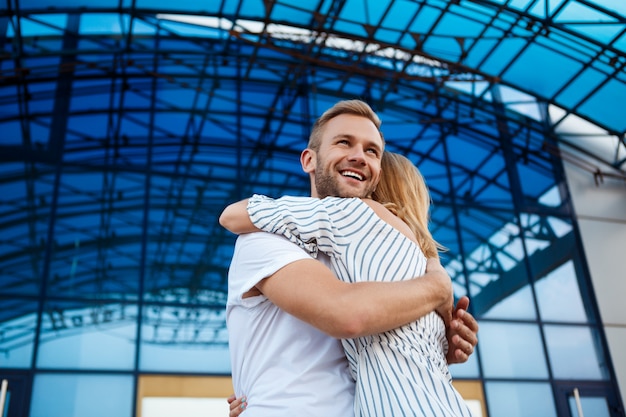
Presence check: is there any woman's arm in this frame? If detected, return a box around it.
[219,199,259,234]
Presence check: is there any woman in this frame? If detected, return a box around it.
[220,152,472,417]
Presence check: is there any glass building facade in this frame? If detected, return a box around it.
[1,1,624,416]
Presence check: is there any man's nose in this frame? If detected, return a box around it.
[348,147,367,163]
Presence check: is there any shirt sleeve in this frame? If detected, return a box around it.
[227,232,313,307]
[247,195,369,259]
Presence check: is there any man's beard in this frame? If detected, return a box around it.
[315,162,375,199]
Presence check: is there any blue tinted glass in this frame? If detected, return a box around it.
[47,169,142,299]
[479,322,548,378]
[536,260,588,322]
[485,381,557,417]
[139,304,230,373]
[568,395,610,417]
[30,373,133,417]
[544,325,607,380]
[480,285,537,320]
[0,299,37,368]
[36,302,137,370]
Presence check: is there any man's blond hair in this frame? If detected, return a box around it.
[308,100,384,151]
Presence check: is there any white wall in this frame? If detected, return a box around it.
[562,160,626,408]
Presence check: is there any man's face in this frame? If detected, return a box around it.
[309,114,383,199]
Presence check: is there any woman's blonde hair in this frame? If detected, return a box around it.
[372,152,443,258]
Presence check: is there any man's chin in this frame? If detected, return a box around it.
[337,185,370,199]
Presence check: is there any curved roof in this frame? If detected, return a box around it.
[0,1,624,344]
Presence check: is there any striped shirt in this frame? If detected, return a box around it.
[247,195,473,417]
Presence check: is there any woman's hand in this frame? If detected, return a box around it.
[227,394,247,416]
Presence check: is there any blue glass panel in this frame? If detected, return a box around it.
[544,325,607,380]
[0,299,37,368]
[578,78,626,132]
[139,304,230,373]
[17,16,65,36]
[568,395,610,417]
[37,302,137,370]
[0,120,25,145]
[485,381,557,417]
[536,260,588,322]
[423,36,463,61]
[271,3,314,25]
[615,31,626,53]
[434,10,485,38]
[383,0,418,30]
[409,4,439,34]
[555,1,616,23]
[556,67,606,111]
[79,14,127,35]
[481,285,537,320]
[464,35,498,69]
[46,168,142,299]
[0,166,50,296]
[503,43,583,99]
[479,322,548,378]
[238,0,266,19]
[30,373,133,417]
[479,38,526,77]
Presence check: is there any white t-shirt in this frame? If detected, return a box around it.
[226,232,355,417]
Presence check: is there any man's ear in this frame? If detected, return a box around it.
[301,148,316,173]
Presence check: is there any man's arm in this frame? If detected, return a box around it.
[219,199,257,233]
[221,198,478,353]
[256,257,452,339]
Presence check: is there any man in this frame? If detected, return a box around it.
[222,100,478,417]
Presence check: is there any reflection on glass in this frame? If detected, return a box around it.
[568,395,610,417]
[479,322,548,378]
[36,303,137,370]
[0,169,50,296]
[485,381,557,417]
[139,304,230,373]
[544,325,607,380]
[0,299,37,368]
[30,373,133,417]
[536,261,588,322]
[480,285,537,320]
[46,171,143,300]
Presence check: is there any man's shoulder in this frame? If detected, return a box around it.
[237,231,296,246]
[235,232,311,259]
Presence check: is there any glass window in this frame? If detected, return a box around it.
[485,381,557,417]
[0,299,37,368]
[30,373,133,417]
[568,395,610,417]
[479,322,548,378]
[536,261,588,322]
[37,302,137,370]
[0,165,52,296]
[46,169,143,300]
[544,325,608,380]
[480,285,537,320]
[139,304,230,373]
